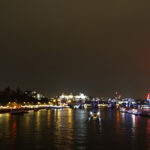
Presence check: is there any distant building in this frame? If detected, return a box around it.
[25,91,44,100]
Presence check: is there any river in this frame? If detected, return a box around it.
[0,108,150,150]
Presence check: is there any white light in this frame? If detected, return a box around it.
[80,93,86,99]
[60,95,65,99]
[69,95,73,99]
[75,95,80,99]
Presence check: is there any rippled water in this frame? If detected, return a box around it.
[0,108,150,150]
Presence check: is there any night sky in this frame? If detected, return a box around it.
[0,0,150,98]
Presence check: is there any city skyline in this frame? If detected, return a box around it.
[0,86,148,99]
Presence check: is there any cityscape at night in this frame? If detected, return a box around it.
[1,0,150,149]
[1,87,150,149]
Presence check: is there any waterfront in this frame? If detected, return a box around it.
[0,108,150,150]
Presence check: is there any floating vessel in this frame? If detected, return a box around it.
[120,107,141,115]
[89,110,101,120]
[47,105,64,109]
[10,109,28,115]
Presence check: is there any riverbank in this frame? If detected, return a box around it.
[0,105,69,114]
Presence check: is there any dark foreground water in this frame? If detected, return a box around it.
[0,108,150,150]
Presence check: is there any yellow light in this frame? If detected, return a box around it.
[68,100,71,103]
[116,104,119,108]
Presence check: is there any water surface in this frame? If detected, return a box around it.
[0,108,150,150]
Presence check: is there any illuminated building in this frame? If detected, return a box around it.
[59,93,88,103]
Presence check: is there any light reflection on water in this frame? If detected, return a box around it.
[0,109,150,150]
[146,119,150,150]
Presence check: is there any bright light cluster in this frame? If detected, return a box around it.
[60,93,87,100]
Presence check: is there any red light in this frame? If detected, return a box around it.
[146,93,150,100]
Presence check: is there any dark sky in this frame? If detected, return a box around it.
[0,0,150,98]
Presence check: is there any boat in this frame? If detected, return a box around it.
[89,110,101,120]
[47,105,63,110]
[10,109,28,115]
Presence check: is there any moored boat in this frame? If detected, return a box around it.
[10,109,28,115]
